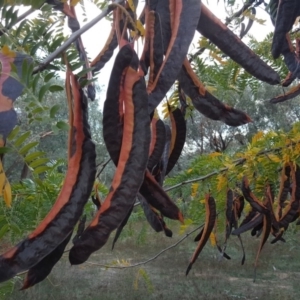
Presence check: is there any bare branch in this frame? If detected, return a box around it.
[0,7,36,37]
[164,142,300,192]
[33,0,124,74]
[225,0,256,25]
[39,131,53,139]
[15,223,203,278]
[96,158,112,179]
[84,223,204,269]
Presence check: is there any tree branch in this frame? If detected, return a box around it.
[164,141,299,192]
[0,7,36,37]
[15,223,204,277]
[32,0,124,74]
[84,223,204,269]
[96,158,112,179]
[225,0,256,25]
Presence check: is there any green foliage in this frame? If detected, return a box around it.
[0,160,65,243]
[0,278,15,299]
[166,123,300,236]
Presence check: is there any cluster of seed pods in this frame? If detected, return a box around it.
[0,0,299,288]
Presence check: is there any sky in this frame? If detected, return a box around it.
[72,0,274,108]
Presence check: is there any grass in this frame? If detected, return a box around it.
[2,222,300,300]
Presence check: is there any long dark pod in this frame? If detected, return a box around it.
[140,9,164,82]
[68,5,95,100]
[166,107,186,175]
[278,163,300,230]
[232,212,263,236]
[265,184,279,232]
[270,83,300,104]
[101,45,146,250]
[197,4,280,85]
[21,233,72,290]
[0,70,96,283]
[269,0,300,82]
[90,26,118,74]
[139,195,172,237]
[253,212,271,282]
[231,195,246,265]
[241,177,269,214]
[271,0,300,59]
[69,46,150,265]
[186,194,216,275]
[102,45,134,165]
[140,170,184,222]
[276,164,291,220]
[111,204,134,250]
[20,67,89,289]
[225,189,234,239]
[153,124,171,185]
[147,115,166,172]
[280,36,300,83]
[178,59,251,126]
[102,45,182,222]
[147,0,201,113]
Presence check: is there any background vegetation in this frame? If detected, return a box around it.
[1,0,300,298]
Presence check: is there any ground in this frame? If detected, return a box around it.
[3,223,300,300]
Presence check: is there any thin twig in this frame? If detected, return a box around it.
[84,223,204,269]
[46,275,61,287]
[96,158,112,178]
[39,131,53,139]
[164,141,299,192]
[0,7,36,36]
[225,0,256,25]
[164,168,231,192]
[15,7,36,24]
[32,0,124,74]
[16,223,204,277]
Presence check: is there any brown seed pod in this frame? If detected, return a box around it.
[271,0,300,59]
[186,194,216,275]
[148,116,166,172]
[166,107,186,175]
[69,46,150,265]
[0,69,96,283]
[270,82,300,104]
[278,163,300,230]
[139,195,172,237]
[241,177,269,214]
[197,4,280,85]
[21,232,72,290]
[147,0,201,113]
[232,212,263,236]
[178,59,252,127]
[276,164,291,220]
[111,204,134,250]
[140,10,164,82]
[140,170,184,222]
[90,26,118,73]
[254,213,272,281]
